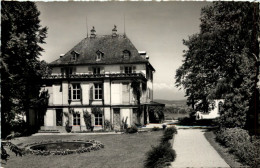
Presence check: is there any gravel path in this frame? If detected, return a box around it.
[170,128,230,167]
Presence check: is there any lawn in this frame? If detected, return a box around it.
[2,131,163,168]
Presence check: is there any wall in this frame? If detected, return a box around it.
[111,82,121,104]
[53,84,62,105]
[120,108,131,126]
[44,109,55,126]
[196,99,224,119]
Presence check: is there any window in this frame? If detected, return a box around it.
[61,67,75,76]
[123,50,131,59]
[72,54,77,61]
[69,84,81,100]
[96,50,103,61]
[71,51,79,61]
[73,113,80,125]
[96,53,102,61]
[93,67,100,74]
[125,66,132,74]
[95,114,103,125]
[94,83,103,100]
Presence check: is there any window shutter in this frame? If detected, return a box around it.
[89,84,93,101]
[120,66,123,73]
[102,83,104,100]
[100,67,105,74]
[88,67,92,74]
[61,68,64,75]
[80,84,82,101]
[68,84,71,100]
[60,84,63,92]
[73,67,76,74]
[133,66,136,73]
[91,114,95,126]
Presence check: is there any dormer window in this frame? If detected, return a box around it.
[123,50,131,59]
[96,50,103,61]
[71,51,79,62]
[72,54,77,61]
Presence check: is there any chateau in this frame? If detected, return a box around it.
[40,26,164,132]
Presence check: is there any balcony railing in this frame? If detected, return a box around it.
[42,72,146,80]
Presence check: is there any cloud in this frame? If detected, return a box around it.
[153,82,185,100]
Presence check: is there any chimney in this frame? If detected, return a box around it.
[60,54,65,58]
[90,26,96,38]
[112,25,117,37]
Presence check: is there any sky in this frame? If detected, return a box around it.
[36,1,211,100]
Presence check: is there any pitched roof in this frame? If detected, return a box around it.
[50,35,149,66]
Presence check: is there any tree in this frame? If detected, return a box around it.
[175,2,259,129]
[1,2,48,138]
[131,80,142,124]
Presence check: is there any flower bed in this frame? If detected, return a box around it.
[24,139,104,156]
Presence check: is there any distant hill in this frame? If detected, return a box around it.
[154,99,187,106]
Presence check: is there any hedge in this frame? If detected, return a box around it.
[216,127,260,167]
[144,127,177,168]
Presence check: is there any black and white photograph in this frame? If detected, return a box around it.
[1,1,260,168]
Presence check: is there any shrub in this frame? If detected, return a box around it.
[161,127,177,143]
[134,123,142,128]
[178,116,195,126]
[83,111,92,130]
[126,125,138,134]
[65,121,72,133]
[216,127,250,148]
[144,141,176,168]
[215,127,259,167]
[104,120,112,131]
[121,117,128,130]
[152,127,160,131]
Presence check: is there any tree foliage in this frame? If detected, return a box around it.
[175,2,259,129]
[1,1,48,137]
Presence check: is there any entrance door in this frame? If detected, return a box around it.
[56,109,63,126]
[113,108,120,130]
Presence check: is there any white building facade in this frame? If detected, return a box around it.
[41,27,164,132]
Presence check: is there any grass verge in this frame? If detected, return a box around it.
[204,130,245,168]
